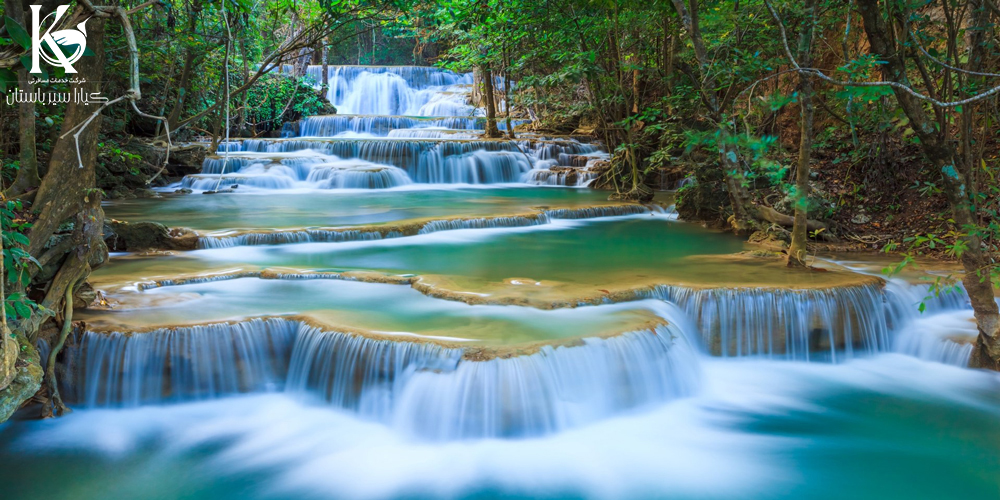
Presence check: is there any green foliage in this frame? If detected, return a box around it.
[98,142,143,176]
[1,201,40,322]
[242,73,334,133]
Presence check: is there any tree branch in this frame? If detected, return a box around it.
[763,0,1000,108]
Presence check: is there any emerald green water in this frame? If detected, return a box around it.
[80,277,661,344]
[106,188,621,232]
[3,59,996,500]
[93,217,752,292]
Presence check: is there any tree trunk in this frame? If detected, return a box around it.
[3,0,38,197]
[719,137,755,233]
[29,19,107,261]
[787,77,814,265]
[165,49,197,133]
[502,53,515,139]
[857,0,1000,368]
[788,0,817,267]
[239,39,249,135]
[482,64,501,138]
[321,38,330,98]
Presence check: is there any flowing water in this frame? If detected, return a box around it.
[2,65,998,499]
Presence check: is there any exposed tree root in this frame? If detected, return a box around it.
[41,277,80,419]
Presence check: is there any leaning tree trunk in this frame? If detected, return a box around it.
[858,0,1000,369]
[30,19,106,261]
[482,64,502,138]
[27,17,109,319]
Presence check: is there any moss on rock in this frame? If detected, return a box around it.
[0,336,43,423]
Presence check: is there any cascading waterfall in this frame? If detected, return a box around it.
[525,168,597,186]
[305,163,412,189]
[284,324,464,418]
[644,283,892,360]
[168,64,611,190]
[68,319,299,407]
[197,229,402,249]
[296,115,532,138]
[640,279,972,362]
[393,326,699,440]
[66,317,699,439]
[885,279,976,365]
[305,65,474,116]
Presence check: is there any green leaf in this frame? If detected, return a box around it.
[13,301,31,319]
[10,232,28,245]
[0,68,17,92]
[4,16,31,51]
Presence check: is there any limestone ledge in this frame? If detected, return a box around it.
[92,255,887,311]
[82,314,672,361]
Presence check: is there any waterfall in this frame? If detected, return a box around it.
[305,163,412,189]
[416,216,543,234]
[525,168,597,186]
[198,229,400,249]
[284,324,464,418]
[542,205,652,219]
[201,157,251,174]
[163,64,620,190]
[413,150,531,184]
[885,279,975,366]
[644,283,892,361]
[640,279,973,362]
[66,318,700,439]
[181,173,296,190]
[393,326,699,440]
[296,115,530,138]
[304,65,474,116]
[70,318,298,407]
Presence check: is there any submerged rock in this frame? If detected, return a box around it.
[104,221,199,251]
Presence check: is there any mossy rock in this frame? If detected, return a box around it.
[0,336,43,423]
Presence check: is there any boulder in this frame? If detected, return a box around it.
[0,336,43,423]
[104,220,199,251]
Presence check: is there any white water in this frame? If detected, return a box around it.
[5,355,998,499]
[172,65,603,190]
[68,313,701,440]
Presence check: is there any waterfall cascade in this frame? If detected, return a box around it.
[171,65,604,190]
[66,318,699,439]
[64,273,977,441]
[60,65,983,453]
[638,281,972,363]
